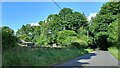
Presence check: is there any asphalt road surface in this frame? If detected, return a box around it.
[55,50,119,68]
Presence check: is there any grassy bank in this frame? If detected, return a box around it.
[3,46,89,66]
[108,47,120,61]
[85,48,94,53]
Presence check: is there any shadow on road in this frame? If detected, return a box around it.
[76,53,96,65]
[55,52,97,67]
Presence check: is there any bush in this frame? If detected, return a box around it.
[57,30,77,46]
[36,34,48,46]
[107,21,118,47]
[18,34,32,42]
[63,36,79,48]
[2,27,18,50]
[74,38,88,48]
[77,34,92,48]
[57,30,89,48]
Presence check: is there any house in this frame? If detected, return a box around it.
[19,40,35,46]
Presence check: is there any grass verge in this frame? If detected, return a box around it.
[85,48,94,53]
[3,46,89,66]
[108,47,120,61]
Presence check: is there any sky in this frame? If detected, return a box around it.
[0,2,2,27]
[2,2,106,32]
[2,0,110,2]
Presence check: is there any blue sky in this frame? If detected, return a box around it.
[2,2,106,32]
[0,2,2,27]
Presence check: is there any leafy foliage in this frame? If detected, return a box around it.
[95,32,109,50]
[2,26,18,50]
[89,2,119,50]
[2,2,120,66]
[16,24,34,42]
[14,2,120,50]
[100,2,119,15]
[36,34,48,46]
[57,30,77,46]
[108,47,120,61]
[59,8,88,32]
[16,8,88,48]
[107,20,118,47]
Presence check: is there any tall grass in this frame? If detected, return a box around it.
[108,47,120,61]
[3,46,88,66]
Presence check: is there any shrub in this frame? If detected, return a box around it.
[74,38,88,48]
[18,34,31,42]
[57,30,77,46]
[2,27,18,50]
[77,34,92,48]
[57,30,89,48]
[36,34,48,46]
[62,36,78,47]
[107,21,118,47]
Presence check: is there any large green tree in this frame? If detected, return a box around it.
[59,8,88,32]
[89,2,119,50]
[16,8,91,48]
[46,8,88,44]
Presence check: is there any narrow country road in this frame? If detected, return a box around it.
[55,50,119,68]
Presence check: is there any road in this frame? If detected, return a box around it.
[55,50,119,68]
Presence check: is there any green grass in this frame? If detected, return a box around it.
[85,48,94,53]
[108,47,120,61]
[3,46,89,66]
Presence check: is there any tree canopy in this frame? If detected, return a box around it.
[16,8,89,48]
[2,2,119,50]
[2,26,18,50]
[89,2,119,50]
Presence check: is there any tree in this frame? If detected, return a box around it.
[34,21,49,46]
[108,20,118,47]
[100,2,119,15]
[2,26,18,50]
[57,30,77,46]
[47,14,62,44]
[46,8,88,44]
[89,2,119,50]
[59,8,88,32]
[77,27,93,47]
[72,12,88,32]
[16,24,41,42]
[89,13,117,34]
[32,26,41,43]
[2,26,14,34]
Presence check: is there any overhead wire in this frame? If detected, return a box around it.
[51,0,62,10]
[51,0,90,39]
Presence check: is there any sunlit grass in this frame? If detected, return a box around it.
[85,48,94,53]
[108,47,120,61]
[3,46,89,66]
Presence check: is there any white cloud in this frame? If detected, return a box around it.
[99,8,101,11]
[30,22,39,26]
[87,13,97,22]
[14,30,18,35]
